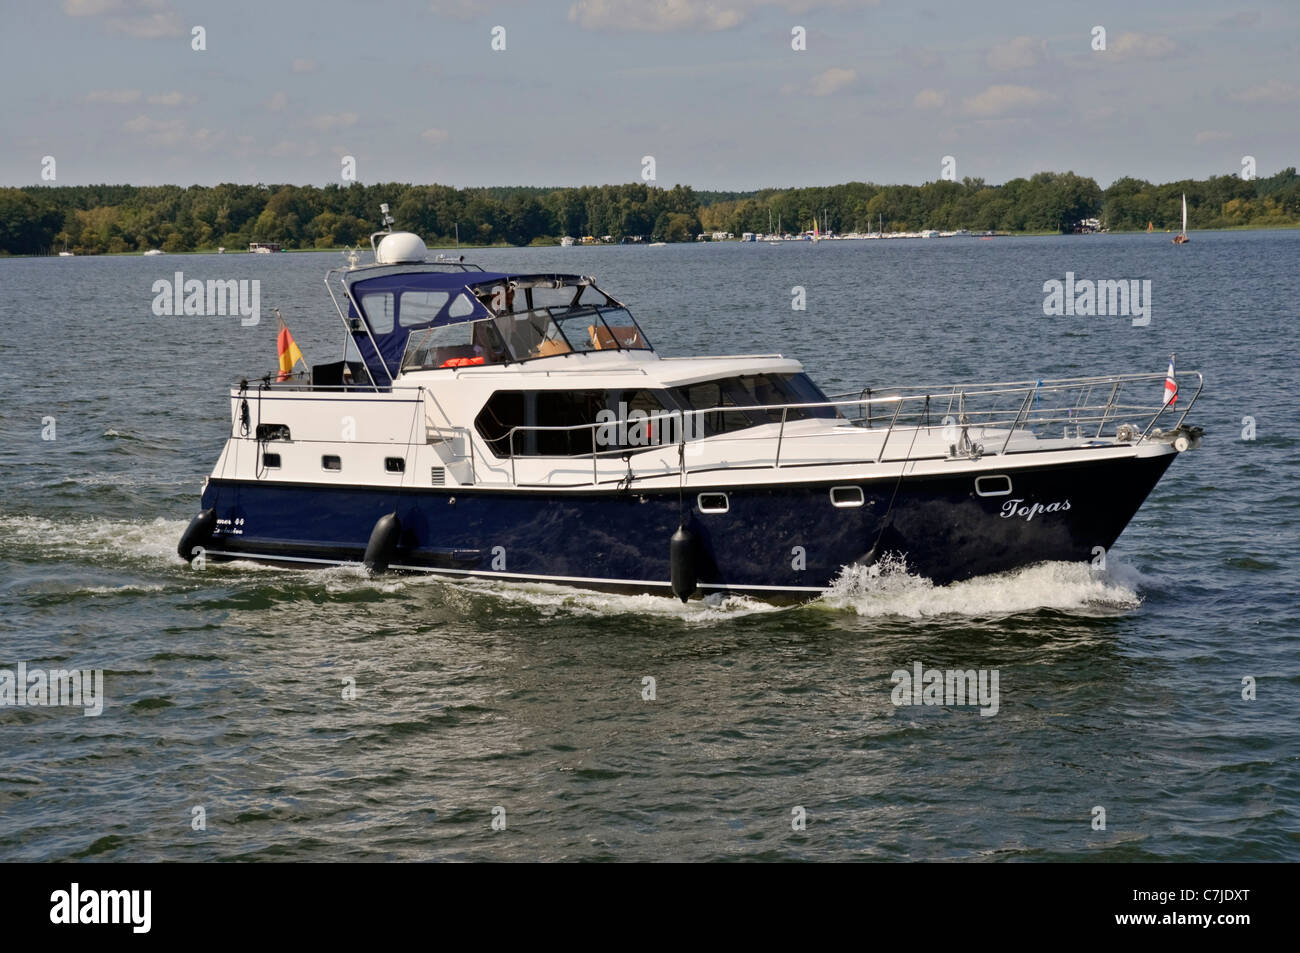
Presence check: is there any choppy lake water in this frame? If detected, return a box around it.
[1,232,1296,861]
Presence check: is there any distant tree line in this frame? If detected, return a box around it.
[1,169,1297,256]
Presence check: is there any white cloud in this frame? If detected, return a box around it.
[86,88,142,104]
[1231,79,1300,104]
[1109,32,1176,59]
[117,113,221,153]
[306,112,359,131]
[1194,130,1231,144]
[63,0,185,38]
[565,0,880,34]
[147,90,189,106]
[124,114,187,146]
[265,91,289,112]
[421,128,450,144]
[913,88,947,110]
[810,67,856,96]
[291,59,316,74]
[569,0,742,33]
[63,0,119,15]
[986,36,1047,71]
[270,139,321,158]
[962,84,1054,117]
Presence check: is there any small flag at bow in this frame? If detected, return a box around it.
[276,309,305,382]
[1162,354,1178,407]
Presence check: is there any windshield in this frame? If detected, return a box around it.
[401,303,650,370]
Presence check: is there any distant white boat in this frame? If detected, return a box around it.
[218,246,226,254]
[920,229,939,239]
[648,241,667,247]
[143,249,164,256]
[560,236,575,247]
[58,251,74,257]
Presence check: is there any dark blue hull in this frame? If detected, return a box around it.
[191,451,1176,598]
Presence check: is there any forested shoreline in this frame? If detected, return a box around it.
[2,168,1297,255]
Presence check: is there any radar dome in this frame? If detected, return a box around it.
[375,231,428,264]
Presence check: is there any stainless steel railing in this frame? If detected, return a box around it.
[488,370,1203,487]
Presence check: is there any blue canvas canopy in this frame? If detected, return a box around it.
[344,270,604,381]
[345,270,508,380]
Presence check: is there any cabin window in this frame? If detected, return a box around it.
[385,457,406,473]
[475,388,671,457]
[322,455,342,471]
[399,291,451,327]
[670,373,838,437]
[697,493,729,514]
[262,452,281,469]
[830,485,864,507]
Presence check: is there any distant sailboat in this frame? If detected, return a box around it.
[1172,194,1190,244]
[767,214,783,244]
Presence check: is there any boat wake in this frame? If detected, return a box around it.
[818,554,1146,619]
[454,579,789,622]
[0,514,189,564]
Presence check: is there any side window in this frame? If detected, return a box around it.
[448,292,476,319]
[360,292,394,333]
[532,390,607,455]
[475,391,526,457]
[399,291,450,327]
[474,389,670,457]
[404,318,511,369]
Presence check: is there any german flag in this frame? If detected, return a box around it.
[276,311,305,382]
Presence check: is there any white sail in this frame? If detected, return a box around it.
[1181,194,1187,236]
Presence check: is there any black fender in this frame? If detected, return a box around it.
[177,508,216,562]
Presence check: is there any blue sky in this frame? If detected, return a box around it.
[2,0,1297,189]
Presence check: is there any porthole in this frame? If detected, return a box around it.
[262,452,281,469]
[697,492,729,514]
[385,457,406,474]
[322,455,342,472]
[830,485,864,508]
[975,474,1012,497]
